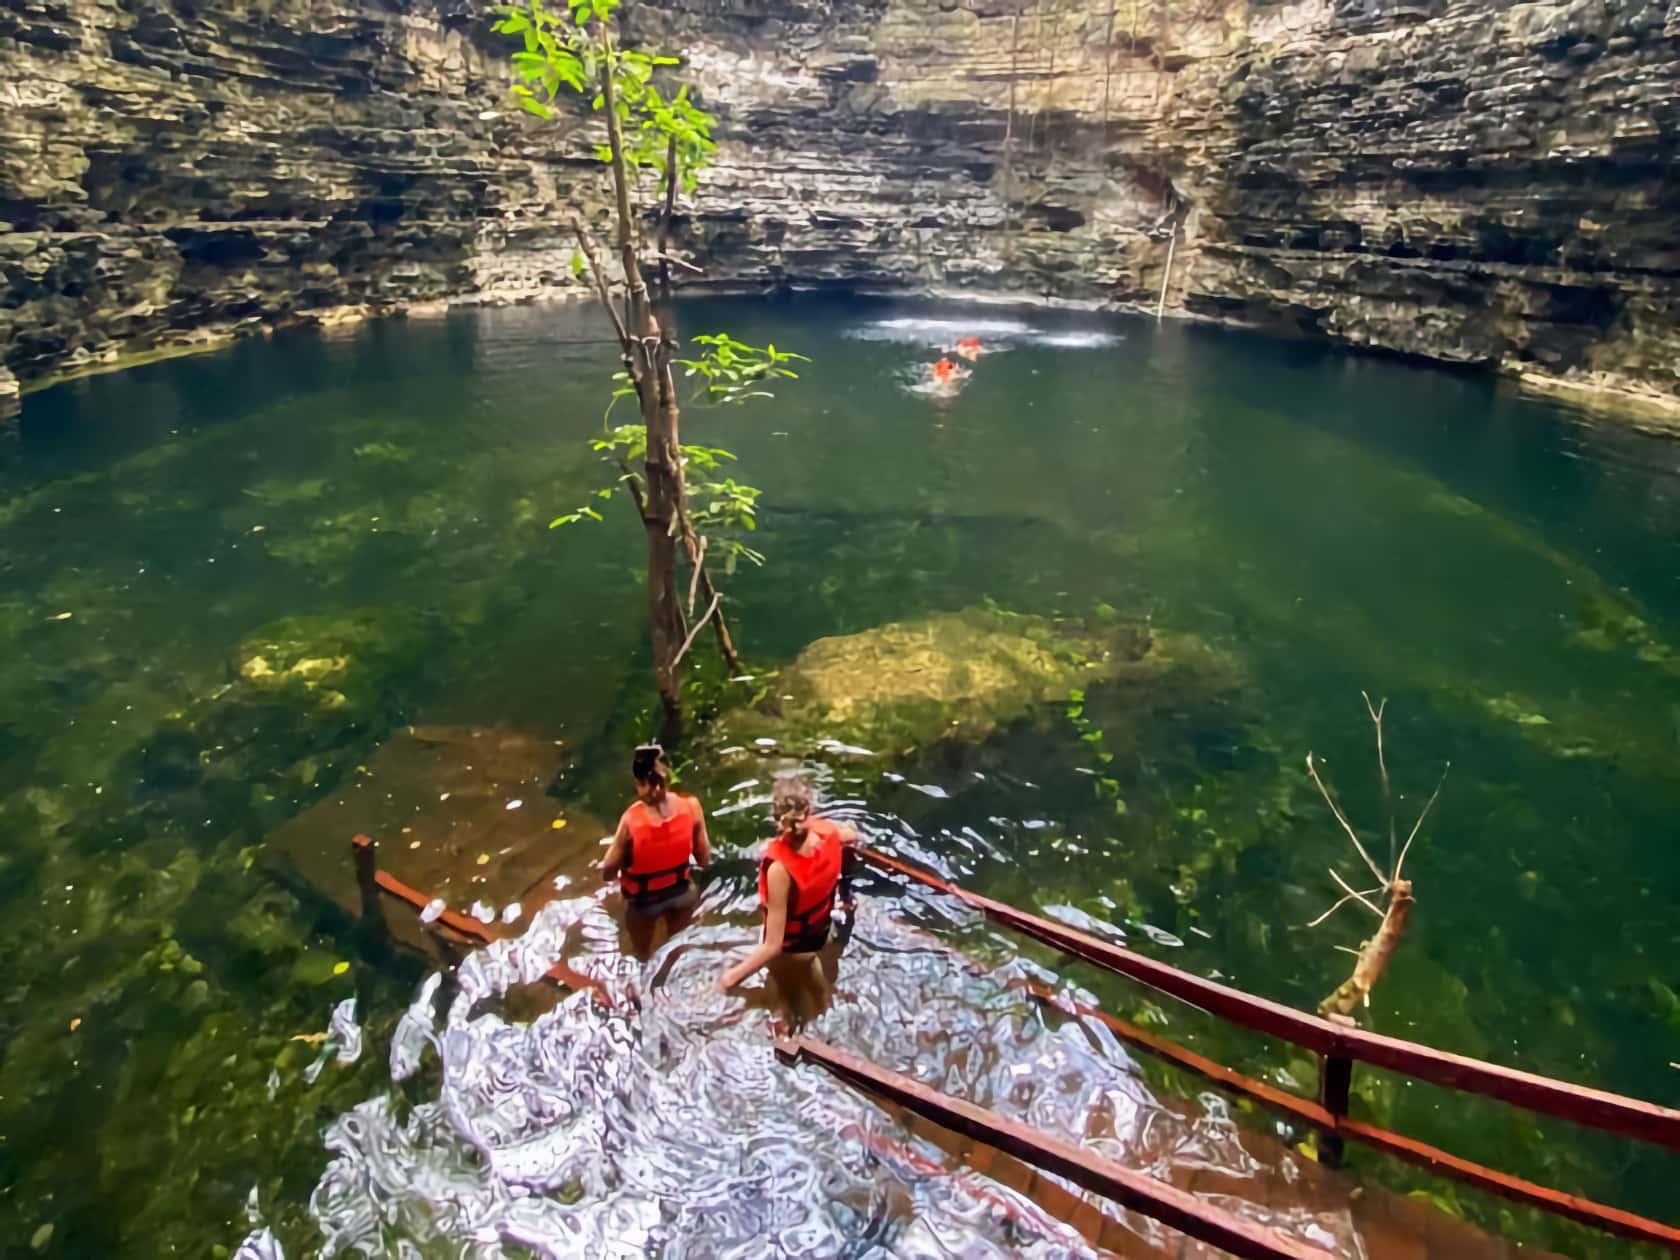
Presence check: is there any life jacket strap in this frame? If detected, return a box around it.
[623,858,691,896]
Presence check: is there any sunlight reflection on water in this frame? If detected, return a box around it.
[249,807,1365,1258]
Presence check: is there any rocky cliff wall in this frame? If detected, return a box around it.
[3,0,1677,418]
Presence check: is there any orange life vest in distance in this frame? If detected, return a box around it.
[620,794,700,900]
[758,817,845,952]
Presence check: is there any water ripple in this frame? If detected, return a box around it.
[275,843,1376,1258]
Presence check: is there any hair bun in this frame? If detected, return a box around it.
[632,743,667,783]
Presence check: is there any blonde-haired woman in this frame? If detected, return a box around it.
[718,775,855,1014]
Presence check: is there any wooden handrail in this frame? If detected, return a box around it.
[859,847,1680,1251]
[343,836,1679,1248]
[777,1034,1334,1260]
[1012,969,1680,1249]
[859,848,1680,1152]
[350,834,609,1003]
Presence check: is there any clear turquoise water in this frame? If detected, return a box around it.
[3,295,1678,1256]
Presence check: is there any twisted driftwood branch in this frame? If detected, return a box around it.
[1306,699,1449,1024]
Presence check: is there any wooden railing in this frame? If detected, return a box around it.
[857,847,1680,1252]
[775,1033,1334,1260]
[350,834,610,1003]
[344,833,1678,1253]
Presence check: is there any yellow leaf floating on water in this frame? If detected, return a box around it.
[551,817,567,830]
[476,853,490,865]
[331,961,349,976]
[69,1018,82,1032]
[49,612,74,621]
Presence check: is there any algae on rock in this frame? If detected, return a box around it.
[711,606,1242,764]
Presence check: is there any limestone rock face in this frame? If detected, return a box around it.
[2,0,1677,415]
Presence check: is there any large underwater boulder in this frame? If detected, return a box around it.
[709,606,1243,764]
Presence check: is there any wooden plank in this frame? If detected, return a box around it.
[860,848,1680,1151]
[1017,976,1335,1131]
[1025,978,1680,1252]
[352,834,609,1002]
[1339,1119,1680,1252]
[354,835,493,943]
[1338,1026,1680,1153]
[777,1034,1334,1260]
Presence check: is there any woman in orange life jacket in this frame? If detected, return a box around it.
[598,744,711,958]
[716,774,857,1015]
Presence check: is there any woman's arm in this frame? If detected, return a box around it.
[717,862,788,991]
[598,817,631,880]
[691,799,712,868]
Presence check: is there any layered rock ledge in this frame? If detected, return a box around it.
[2,0,1677,418]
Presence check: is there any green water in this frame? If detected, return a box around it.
[3,295,1678,1256]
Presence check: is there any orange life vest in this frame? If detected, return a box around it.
[758,817,845,951]
[932,358,956,382]
[619,793,700,900]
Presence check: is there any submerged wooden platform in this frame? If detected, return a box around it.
[266,723,609,956]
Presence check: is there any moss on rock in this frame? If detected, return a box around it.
[710,606,1240,764]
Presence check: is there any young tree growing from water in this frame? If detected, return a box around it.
[493,0,804,741]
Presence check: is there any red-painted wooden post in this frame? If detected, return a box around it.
[351,833,386,939]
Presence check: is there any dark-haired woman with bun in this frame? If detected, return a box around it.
[598,744,710,956]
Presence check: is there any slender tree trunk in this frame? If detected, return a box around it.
[657,135,678,300]
[643,383,685,745]
[600,29,685,739]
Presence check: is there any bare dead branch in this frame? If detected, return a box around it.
[1362,690,1397,870]
[616,458,648,521]
[656,252,705,275]
[656,134,678,298]
[1394,761,1450,883]
[1305,753,1387,885]
[687,534,706,617]
[571,219,632,355]
[1305,882,1386,928]
[1327,867,1385,919]
[1320,881,1414,1019]
[671,591,721,668]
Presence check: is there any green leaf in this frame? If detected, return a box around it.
[570,250,586,279]
[517,95,553,119]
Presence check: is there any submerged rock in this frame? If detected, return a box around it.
[710,606,1240,764]
[228,609,433,722]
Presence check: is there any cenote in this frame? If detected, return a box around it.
[3,294,1679,1258]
